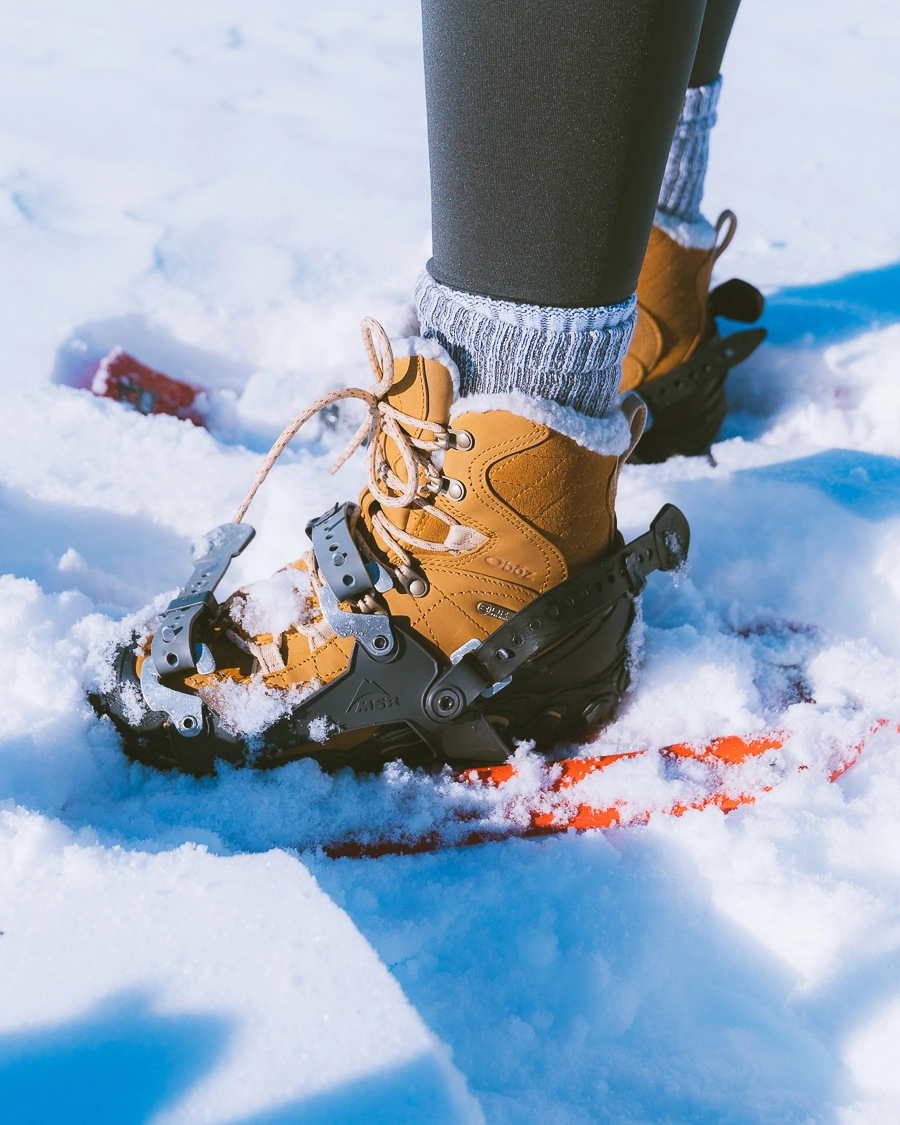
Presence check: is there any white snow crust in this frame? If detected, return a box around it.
[1,0,900,1122]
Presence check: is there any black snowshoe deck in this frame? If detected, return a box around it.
[92,504,690,776]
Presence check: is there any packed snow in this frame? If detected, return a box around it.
[2,0,900,1121]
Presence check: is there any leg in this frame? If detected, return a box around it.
[657,0,742,227]
[418,0,707,424]
[624,0,767,462]
[423,0,708,309]
[690,0,742,87]
[99,0,701,771]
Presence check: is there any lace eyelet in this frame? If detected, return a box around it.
[440,478,466,502]
[449,429,474,451]
[396,562,430,598]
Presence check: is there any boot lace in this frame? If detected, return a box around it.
[232,317,482,602]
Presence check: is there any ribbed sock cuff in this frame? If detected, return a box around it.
[414,273,636,420]
[657,77,721,224]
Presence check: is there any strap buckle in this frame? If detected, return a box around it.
[151,522,255,680]
[307,503,375,602]
[307,502,397,657]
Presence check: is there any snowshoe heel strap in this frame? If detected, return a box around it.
[463,503,689,688]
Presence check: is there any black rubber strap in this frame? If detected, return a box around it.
[466,504,689,687]
[709,278,765,324]
[639,328,766,415]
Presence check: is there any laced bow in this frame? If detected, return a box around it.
[232,317,480,595]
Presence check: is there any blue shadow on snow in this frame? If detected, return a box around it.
[311,834,840,1125]
[745,448,900,522]
[0,991,469,1125]
[0,480,189,613]
[0,993,230,1125]
[233,1053,469,1125]
[760,259,900,347]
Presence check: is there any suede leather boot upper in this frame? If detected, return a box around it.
[160,339,641,721]
[620,212,734,393]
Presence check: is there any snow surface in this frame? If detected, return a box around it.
[2,0,900,1121]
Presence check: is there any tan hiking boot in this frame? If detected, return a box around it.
[620,212,766,462]
[620,220,722,392]
[97,319,689,774]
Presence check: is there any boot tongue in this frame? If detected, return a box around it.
[384,350,453,436]
[377,350,454,532]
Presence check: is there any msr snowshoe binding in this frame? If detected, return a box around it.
[621,211,766,463]
[94,320,689,775]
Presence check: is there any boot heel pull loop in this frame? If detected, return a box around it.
[713,210,737,262]
[618,391,648,459]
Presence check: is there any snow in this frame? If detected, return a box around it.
[1,0,900,1122]
[0,809,476,1124]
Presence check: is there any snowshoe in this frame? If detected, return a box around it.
[91,347,205,424]
[92,319,689,775]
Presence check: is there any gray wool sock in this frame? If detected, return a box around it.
[657,77,722,223]
[414,273,636,420]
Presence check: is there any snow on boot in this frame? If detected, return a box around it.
[94,319,689,775]
[620,211,766,463]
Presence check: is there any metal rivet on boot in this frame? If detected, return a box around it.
[397,562,430,598]
[440,477,466,501]
[449,429,474,451]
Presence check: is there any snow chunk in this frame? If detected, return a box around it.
[198,675,318,739]
[229,566,313,639]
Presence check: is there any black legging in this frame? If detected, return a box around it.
[691,0,741,86]
[423,0,740,309]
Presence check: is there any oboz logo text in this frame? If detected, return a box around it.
[485,556,534,579]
